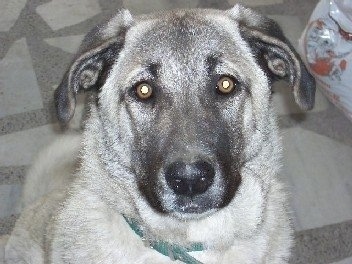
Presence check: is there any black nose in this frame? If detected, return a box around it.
[165,160,215,196]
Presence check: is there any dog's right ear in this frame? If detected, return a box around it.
[227,5,316,111]
[54,10,133,123]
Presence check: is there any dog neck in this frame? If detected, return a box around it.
[124,216,205,264]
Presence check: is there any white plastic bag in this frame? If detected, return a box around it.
[299,0,352,121]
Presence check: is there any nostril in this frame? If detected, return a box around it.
[193,160,215,178]
[168,177,188,195]
[165,160,215,196]
[193,176,212,194]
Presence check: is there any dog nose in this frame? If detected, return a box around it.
[165,160,215,196]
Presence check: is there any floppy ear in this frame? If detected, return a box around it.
[228,5,316,110]
[54,10,133,123]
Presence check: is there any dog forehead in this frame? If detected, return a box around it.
[118,10,253,88]
[131,10,244,57]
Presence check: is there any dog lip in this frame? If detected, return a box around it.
[175,199,213,214]
[180,201,199,213]
[171,204,218,220]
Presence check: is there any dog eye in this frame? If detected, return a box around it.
[217,76,237,94]
[136,83,153,100]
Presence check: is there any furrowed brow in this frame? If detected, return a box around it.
[206,54,221,74]
[146,62,160,78]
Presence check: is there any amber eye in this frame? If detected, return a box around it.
[217,76,236,94]
[136,83,153,99]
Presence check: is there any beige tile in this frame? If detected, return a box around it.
[0,0,27,31]
[0,185,21,218]
[36,0,101,30]
[228,0,283,7]
[0,38,43,118]
[0,124,61,167]
[281,127,352,231]
[272,81,330,115]
[123,0,199,14]
[44,35,85,54]
[332,256,352,264]
[268,15,302,49]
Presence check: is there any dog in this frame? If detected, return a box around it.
[5,4,315,264]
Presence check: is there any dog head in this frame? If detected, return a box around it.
[55,5,315,237]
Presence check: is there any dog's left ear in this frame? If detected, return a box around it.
[228,5,316,110]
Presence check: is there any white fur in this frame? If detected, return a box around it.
[5,130,292,263]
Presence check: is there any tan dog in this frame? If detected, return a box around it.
[5,5,315,264]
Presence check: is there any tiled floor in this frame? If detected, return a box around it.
[334,257,352,264]
[282,127,352,231]
[0,38,43,118]
[0,0,27,32]
[1,0,352,263]
[36,0,102,30]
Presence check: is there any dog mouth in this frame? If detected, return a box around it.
[161,189,227,220]
[137,163,241,221]
[138,145,242,219]
[139,162,241,219]
[180,201,201,213]
[175,197,216,214]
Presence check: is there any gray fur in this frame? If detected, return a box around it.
[5,5,315,264]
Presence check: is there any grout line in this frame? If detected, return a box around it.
[0,166,28,185]
[0,215,19,236]
[291,220,352,263]
[0,108,54,136]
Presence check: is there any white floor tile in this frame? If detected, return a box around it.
[0,185,21,218]
[0,124,61,167]
[0,0,27,32]
[44,35,85,54]
[281,127,352,231]
[36,0,101,30]
[0,38,43,118]
[268,15,302,49]
[332,256,352,264]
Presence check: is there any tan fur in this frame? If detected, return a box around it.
[5,5,315,264]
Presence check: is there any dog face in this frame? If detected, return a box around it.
[55,6,315,224]
[116,13,251,218]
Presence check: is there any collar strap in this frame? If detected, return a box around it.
[124,216,205,264]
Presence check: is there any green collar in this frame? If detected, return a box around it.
[124,216,205,264]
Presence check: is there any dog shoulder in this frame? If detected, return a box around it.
[21,133,81,209]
